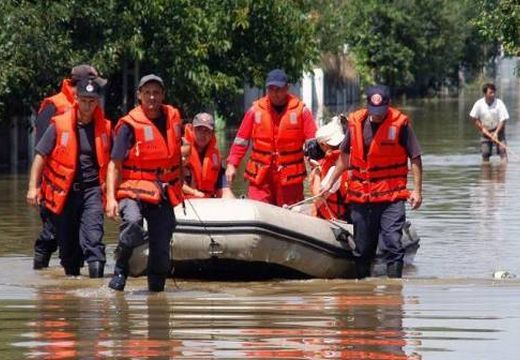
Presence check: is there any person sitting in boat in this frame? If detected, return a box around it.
[183,112,235,199]
[307,116,349,221]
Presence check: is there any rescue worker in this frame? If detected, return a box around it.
[26,78,111,278]
[321,85,423,279]
[307,116,348,220]
[469,83,510,163]
[106,74,182,292]
[32,64,106,270]
[183,112,235,199]
[226,69,317,206]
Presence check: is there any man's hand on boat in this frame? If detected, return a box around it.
[105,196,120,220]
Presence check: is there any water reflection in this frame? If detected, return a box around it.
[6,282,423,359]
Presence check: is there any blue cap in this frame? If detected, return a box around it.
[266,69,288,88]
[366,85,390,116]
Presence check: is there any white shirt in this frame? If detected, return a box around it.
[469,97,509,130]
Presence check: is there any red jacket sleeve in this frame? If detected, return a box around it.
[226,108,255,167]
[302,107,317,140]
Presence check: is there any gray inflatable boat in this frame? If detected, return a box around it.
[127,198,420,279]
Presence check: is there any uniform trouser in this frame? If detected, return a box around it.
[350,201,406,267]
[247,170,304,207]
[51,186,106,270]
[34,205,57,256]
[114,198,175,278]
[481,128,506,160]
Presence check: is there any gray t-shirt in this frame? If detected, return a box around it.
[36,122,99,184]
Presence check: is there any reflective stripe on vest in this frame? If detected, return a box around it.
[41,105,111,214]
[116,105,183,205]
[244,94,307,186]
[346,107,409,203]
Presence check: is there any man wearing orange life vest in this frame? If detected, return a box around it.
[106,74,183,292]
[226,69,317,206]
[26,78,111,278]
[183,113,235,199]
[322,85,423,279]
[32,65,106,270]
[308,116,349,221]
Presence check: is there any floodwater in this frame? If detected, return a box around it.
[1,59,520,359]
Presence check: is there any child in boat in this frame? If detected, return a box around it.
[307,116,350,221]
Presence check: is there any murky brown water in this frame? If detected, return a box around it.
[1,59,520,359]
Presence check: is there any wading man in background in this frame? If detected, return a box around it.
[106,74,183,292]
[322,85,423,279]
[226,69,316,206]
[32,64,106,270]
[470,83,510,163]
[27,78,111,278]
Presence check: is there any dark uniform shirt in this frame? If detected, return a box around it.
[35,122,99,184]
[111,112,167,161]
[34,104,57,145]
[340,116,422,159]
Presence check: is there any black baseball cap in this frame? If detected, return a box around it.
[70,64,107,86]
[76,78,102,98]
[366,85,390,116]
[266,69,288,88]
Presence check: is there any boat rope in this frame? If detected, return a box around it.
[185,199,223,257]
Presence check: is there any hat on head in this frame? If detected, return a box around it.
[138,74,165,90]
[76,78,102,98]
[266,69,288,88]
[192,112,215,130]
[70,64,107,86]
[366,85,390,116]
[316,116,345,147]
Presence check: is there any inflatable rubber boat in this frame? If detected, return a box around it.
[127,198,420,279]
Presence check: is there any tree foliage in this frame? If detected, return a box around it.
[340,0,494,95]
[0,0,509,124]
[0,0,322,123]
[474,0,520,56]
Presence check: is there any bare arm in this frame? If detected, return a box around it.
[220,187,236,199]
[105,159,122,219]
[182,183,205,198]
[409,156,423,210]
[26,154,46,207]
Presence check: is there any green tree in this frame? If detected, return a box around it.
[475,0,520,56]
[341,0,492,94]
[0,0,324,124]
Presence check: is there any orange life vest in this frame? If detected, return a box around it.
[116,105,183,206]
[346,107,410,203]
[310,150,348,220]
[183,124,222,198]
[40,105,111,215]
[38,79,76,115]
[244,94,307,186]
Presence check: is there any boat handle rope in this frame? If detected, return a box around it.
[184,199,223,257]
